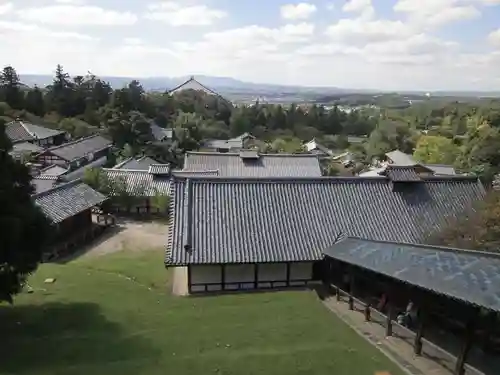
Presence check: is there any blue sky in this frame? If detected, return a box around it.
[1,0,500,90]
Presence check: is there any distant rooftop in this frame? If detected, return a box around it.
[167,76,231,103]
[113,156,160,171]
[5,120,66,143]
[33,180,106,223]
[41,134,112,162]
[184,151,322,177]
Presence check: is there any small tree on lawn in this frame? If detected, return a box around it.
[0,120,52,303]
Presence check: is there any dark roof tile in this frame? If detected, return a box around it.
[43,134,111,162]
[33,180,106,223]
[167,176,485,266]
[323,237,500,312]
[184,152,321,177]
[5,121,65,143]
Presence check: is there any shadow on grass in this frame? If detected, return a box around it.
[54,225,125,264]
[0,302,159,374]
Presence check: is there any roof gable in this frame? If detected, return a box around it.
[323,237,500,312]
[5,121,65,143]
[184,152,322,177]
[167,76,230,104]
[102,168,171,196]
[167,176,485,266]
[33,180,106,222]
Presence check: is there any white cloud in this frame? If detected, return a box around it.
[325,18,410,44]
[0,20,95,40]
[54,0,85,4]
[145,1,227,26]
[394,0,480,28]
[342,0,375,20]
[16,5,137,26]
[326,2,335,11]
[0,2,13,15]
[280,3,317,20]
[1,0,499,91]
[488,28,500,46]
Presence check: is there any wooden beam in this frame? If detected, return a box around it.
[187,266,192,294]
[454,311,477,375]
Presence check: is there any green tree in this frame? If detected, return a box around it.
[0,120,52,302]
[0,66,24,110]
[413,135,459,164]
[24,86,45,116]
[428,190,500,252]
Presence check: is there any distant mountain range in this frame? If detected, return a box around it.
[18,74,500,98]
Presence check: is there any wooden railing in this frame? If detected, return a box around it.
[328,284,485,375]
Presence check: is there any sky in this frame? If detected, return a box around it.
[1,0,500,91]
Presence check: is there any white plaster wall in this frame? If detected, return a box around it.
[190,265,222,292]
[225,264,255,290]
[290,262,313,286]
[257,263,287,288]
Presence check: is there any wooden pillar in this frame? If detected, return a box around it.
[364,303,371,322]
[385,305,393,337]
[221,265,226,291]
[480,311,496,354]
[187,266,192,294]
[336,286,341,302]
[414,309,425,356]
[348,266,355,310]
[254,264,258,289]
[454,312,477,375]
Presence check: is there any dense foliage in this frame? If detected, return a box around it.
[3,64,500,181]
[3,64,500,252]
[0,120,52,303]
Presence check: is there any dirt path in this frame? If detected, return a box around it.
[85,219,168,257]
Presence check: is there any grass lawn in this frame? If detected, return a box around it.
[0,250,404,375]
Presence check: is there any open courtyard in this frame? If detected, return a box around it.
[0,248,405,375]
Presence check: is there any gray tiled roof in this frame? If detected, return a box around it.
[39,164,68,177]
[11,141,44,154]
[386,150,416,166]
[103,169,171,196]
[323,237,500,312]
[62,156,108,182]
[113,156,160,170]
[171,170,219,178]
[184,152,322,177]
[203,133,254,150]
[167,176,485,266]
[33,180,107,223]
[5,121,65,143]
[382,165,422,182]
[44,134,111,162]
[148,164,171,175]
[426,164,456,176]
[151,122,173,141]
[32,175,62,194]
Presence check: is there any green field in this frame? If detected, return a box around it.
[0,250,404,375]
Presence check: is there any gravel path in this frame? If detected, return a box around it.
[85,219,168,257]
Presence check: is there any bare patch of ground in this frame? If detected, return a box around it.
[85,219,168,257]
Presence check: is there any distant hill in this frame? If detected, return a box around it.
[17,74,500,98]
[18,74,366,95]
